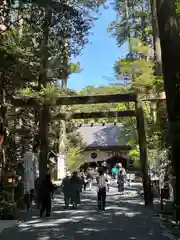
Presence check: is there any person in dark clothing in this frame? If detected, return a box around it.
[79,170,86,192]
[39,174,54,217]
[70,171,81,209]
[24,191,30,212]
[96,168,108,211]
[30,189,35,209]
[35,177,41,209]
[117,163,126,193]
[61,172,71,208]
[83,174,88,191]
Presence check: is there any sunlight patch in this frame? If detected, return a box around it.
[25,219,41,224]
[124,211,141,217]
[19,216,85,229]
[37,236,50,240]
[76,227,105,233]
[106,206,129,211]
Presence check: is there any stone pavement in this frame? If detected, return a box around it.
[0,186,176,240]
[0,220,17,234]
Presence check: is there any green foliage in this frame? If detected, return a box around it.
[108,0,167,169]
[109,0,151,46]
[175,0,180,14]
[67,147,85,172]
[0,0,104,181]
[129,146,140,168]
[114,39,163,92]
[69,62,81,74]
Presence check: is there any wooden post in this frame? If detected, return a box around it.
[135,96,153,206]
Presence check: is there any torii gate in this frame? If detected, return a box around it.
[13,92,153,205]
[56,93,149,205]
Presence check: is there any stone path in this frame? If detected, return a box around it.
[0,220,17,234]
[0,186,176,240]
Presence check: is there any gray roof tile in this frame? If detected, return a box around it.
[77,124,129,147]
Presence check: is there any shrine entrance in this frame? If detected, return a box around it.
[106,155,129,170]
[80,154,130,172]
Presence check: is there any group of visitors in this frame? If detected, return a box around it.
[23,162,127,217]
[112,163,126,192]
[61,167,109,212]
[61,171,82,209]
[61,164,126,212]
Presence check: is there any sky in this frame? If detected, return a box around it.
[67,6,128,91]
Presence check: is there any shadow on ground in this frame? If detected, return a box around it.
[0,189,173,240]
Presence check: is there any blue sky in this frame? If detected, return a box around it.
[68,6,128,91]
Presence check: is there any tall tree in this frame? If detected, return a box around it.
[109,0,167,205]
[156,0,180,221]
[0,0,104,181]
[150,0,162,76]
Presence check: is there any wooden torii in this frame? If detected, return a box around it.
[13,92,153,205]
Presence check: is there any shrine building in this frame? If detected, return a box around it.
[77,123,133,170]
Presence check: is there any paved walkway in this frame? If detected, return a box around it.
[0,220,17,234]
[0,186,175,240]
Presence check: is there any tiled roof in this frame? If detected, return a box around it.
[76,124,131,148]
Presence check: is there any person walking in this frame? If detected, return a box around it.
[70,172,81,209]
[23,191,30,212]
[104,172,111,192]
[35,177,41,209]
[96,168,108,211]
[61,172,71,208]
[29,189,35,210]
[39,174,54,217]
[117,163,126,193]
[79,170,87,192]
[86,170,93,191]
[112,165,118,182]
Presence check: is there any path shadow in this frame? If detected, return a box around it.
[0,190,172,240]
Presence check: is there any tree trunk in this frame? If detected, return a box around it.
[58,39,69,178]
[61,39,69,89]
[39,104,50,181]
[38,5,52,181]
[156,0,180,221]
[150,0,162,76]
[61,78,67,89]
[0,74,7,190]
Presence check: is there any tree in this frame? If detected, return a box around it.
[109,0,168,205]
[156,0,180,221]
[67,147,85,172]
[0,0,104,183]
[108,0,151,47]
[150,0,162,76]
